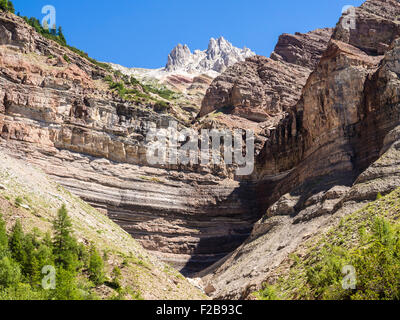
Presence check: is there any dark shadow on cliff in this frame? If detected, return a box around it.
[183,170,358,277]
[179,180,263,277]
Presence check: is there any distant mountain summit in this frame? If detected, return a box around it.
[165,37,256,75]
[108,37,255,97]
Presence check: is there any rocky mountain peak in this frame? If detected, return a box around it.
[166,43,192,70]
[206,36,230,59]
[165,37,255,74]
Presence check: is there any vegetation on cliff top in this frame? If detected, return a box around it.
[20,15,111,71]
[105,71,175,113]
[0,0,14,14]
[257,188,400,300]
[0,0,111,71]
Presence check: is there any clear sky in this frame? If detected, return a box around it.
[11,0,365,69]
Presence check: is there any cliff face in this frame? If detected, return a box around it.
[0,12,260,274]
[198,0,400,299]
[333,0,400,56]
[198,28,333,120]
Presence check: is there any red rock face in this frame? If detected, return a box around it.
[272,28,334,69]
[252,0,400,186]
[333,0,400,55]
[198,28,333,122]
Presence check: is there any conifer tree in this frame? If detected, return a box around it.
[52,205,78,270]
[0,213,8,254]
[36,242,53,268]
[0,0,8,12]
[23,234,39,279]
[51,267,82,300]
[9,220,26,265]
[29,255,41,285]
[57,26,66,45]
[88,245,104,285]
[6,0,14,13]
[42,19,49,32]
[0,256,21,287]
[50,23,57,35]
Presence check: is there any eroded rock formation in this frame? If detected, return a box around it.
[198,0,400,299]
[198,28,333,121]
[0,11,259,274]
[1,0,400,300]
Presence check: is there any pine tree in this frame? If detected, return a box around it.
[50,23,57,35]
[36,242,53,267]
[29,256,41,286]
[6,0,14,13]
[0,213,8,254]
[51,267,82,300]
[43,231,52,248]
[57,26,66,45]
[0,256,21,287]
[23,234,39,279]
[88,245,104,285]
[9,220,26,265]
[52,205,78,270]
[111,266,122,290]
[0,0,8,12]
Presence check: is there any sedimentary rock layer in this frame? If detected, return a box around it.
[199,0,400,299]
[0,12,260,274]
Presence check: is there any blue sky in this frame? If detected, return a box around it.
[12,0,365,69]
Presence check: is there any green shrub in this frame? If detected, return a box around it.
[0,283,47,300]
[104,75,113,83]
[63,54,71,63]
[154,100,170,113]
[106,266,122,290]
[0,256,21,287]
[264,215,400,300]
[14,197,22,207]
[143,84,175,100]
[130,77,141,86]
[88,245,105,285]
[257,285,280,300]
[255,187,400,301]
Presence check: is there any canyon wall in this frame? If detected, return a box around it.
[2,0,400,300]
[198,0,400,299]
[0,12,260,274]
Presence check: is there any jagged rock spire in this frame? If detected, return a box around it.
[165,37,255,74]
